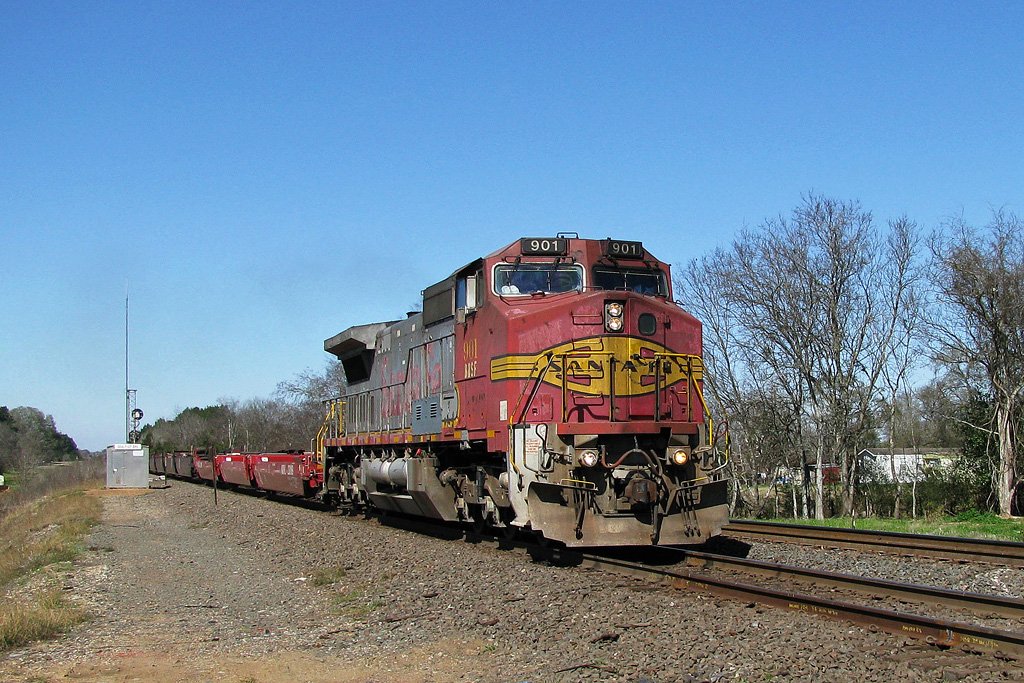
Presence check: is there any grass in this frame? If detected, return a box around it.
[755,512,1024,542]
[0,590,85,651]
[311,566,347,586]
[0,463,104,652]
[0,490,101,586]
[314,567,384,620]
[330,589,384,619]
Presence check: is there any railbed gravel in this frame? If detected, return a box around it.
[4,482,1024,683]
[745,537,1024,598]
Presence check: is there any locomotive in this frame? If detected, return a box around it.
[317,235,729,546]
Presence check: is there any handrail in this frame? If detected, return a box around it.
[651,352,730,478]
[651,352,710,441]
[508,353,556,427]
[552,351,615,422]
[507,348,710,428]
[315,399,345,466]
[506,354,556,478]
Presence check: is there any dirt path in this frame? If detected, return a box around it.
[0,488,492,683]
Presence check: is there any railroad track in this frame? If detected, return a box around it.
[372,514,1024,661]
[185,481,1024,662]
[725,519,1024,567]
[572,550,1024,661]
[672,548,1024,621]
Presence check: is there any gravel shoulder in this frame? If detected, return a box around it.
[2,483,1023,683]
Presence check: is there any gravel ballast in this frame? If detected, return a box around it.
[3,482,1023,682]
[745,538,1024,599]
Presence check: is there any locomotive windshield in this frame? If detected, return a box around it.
[494,264,584,296]
[593,267,667,296]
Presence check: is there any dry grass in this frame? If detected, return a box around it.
[0,462,104,652]
[0,490,101,586]
[0,590,85,651]
[0,458,104,520]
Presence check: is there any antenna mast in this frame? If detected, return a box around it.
[125,291,139,442]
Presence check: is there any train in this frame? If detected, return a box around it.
[152,235,730,547]
[150,448,323,498]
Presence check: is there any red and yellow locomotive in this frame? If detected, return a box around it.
[319,235,729,546]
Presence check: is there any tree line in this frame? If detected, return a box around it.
[677,194,1022,519]
[140,362,346,455]
[0,406,81,473]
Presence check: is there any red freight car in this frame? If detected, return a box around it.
[251,452,323,496]
[216,453,255,487]
[171,452,194,478]
[193,455,216,482]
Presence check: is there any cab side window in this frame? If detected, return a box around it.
[456,272,481,310]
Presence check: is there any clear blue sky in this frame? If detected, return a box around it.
[2,2,1021,451]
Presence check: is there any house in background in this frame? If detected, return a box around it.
[859,447,956,483]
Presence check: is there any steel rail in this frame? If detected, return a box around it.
[676,549,1024,619]
[726,519,1024,567]
[574,552,1024,660]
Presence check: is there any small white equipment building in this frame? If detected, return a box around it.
[106,443,150,488]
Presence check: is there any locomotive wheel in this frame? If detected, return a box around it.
[470,506,488,535]
[498,508,518,540]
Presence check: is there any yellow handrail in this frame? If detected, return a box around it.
[503,347,728,478]
[315,399,345,467]
[651,352,711,444]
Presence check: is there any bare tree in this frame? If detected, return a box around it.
[275,360,346,405]
[928,211,1024,516]
[679,195,920,518]
[0,423,16,473]
[877,224,926,517]
[680,256,807,515]
[142,362,347,454]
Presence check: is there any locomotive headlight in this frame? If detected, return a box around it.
[671,449,690,466]
[605,302,624,332]
[578,450,600,467]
